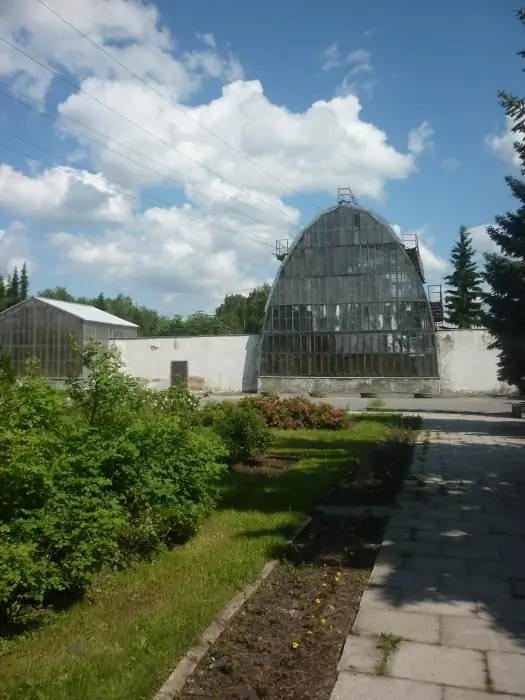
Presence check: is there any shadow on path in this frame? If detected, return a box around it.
[373,414,525,646]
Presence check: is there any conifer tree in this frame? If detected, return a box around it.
[0,276,5,312]
[444,226,483,328]
[484,8,525,391]
[20,262,29,300]
[8,267,20,307]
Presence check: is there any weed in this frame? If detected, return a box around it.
[376,633,402,675]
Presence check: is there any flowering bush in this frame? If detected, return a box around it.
[239,395,350,430]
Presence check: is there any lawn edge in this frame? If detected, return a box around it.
[151,516,312,700]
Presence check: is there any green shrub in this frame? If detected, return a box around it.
[213,402,274,463]
[0,426,126,619]
[0,343,228,624]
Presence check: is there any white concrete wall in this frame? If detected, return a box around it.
[113,335,260,393]
[114,329,513,396]
[437,329,513,395]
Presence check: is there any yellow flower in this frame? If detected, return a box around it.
[322,583,328,587]
[291,641,300,649]
[314,598,321,604]
[320,618,326,625]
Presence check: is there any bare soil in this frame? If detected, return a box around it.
[180,516,384,700]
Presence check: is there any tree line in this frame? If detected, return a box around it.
[37,283,271,337]
[0,263,30,312]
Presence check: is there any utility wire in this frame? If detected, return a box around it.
[0,34,299,224]
[0,130,276,251]
[36,0,324,213]
[0,82,287,233]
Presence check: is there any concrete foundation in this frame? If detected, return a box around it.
[257,376,440,395]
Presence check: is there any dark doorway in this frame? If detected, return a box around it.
[170,360,188,387]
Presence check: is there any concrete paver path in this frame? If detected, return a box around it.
[331,413,525,699]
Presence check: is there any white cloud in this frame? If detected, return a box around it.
[392,223,447,282]
[57,78,420,202]
[468,224,497,254]
[0,164,132,223]
[408,121,434,156]
[47,204,264,305]
[0,0,242,101]
[195,32,217,49]
[442,157,461,171]
[0,0,434,309]
[321,43,342,72]
[321,44,376,97]
[485,116,523,170]
[0,220,31,274]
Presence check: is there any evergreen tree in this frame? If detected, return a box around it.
[20,262,29,300]
[484,8,525,391]
[7,267,20,308]
[444,226,483,328]
[0,276,6,312]
[94,292,106,311]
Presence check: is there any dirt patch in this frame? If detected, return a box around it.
[231,454,299,475]
[179,516,385,700]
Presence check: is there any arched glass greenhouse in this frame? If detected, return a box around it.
[259,193,440,394]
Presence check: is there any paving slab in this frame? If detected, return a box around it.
[389,641,485,689]
[337,635,381,674]
[439,572,511,599]
[404,555,468,574]
[488,651,525,695]
[369,568,439,591]
[353,608,440,644]
[359,587,399,610]
[478,599,525,623]
[441,615,525,654]
[394,594,477,617]
[444,689,524,700]
[330,673,443,700]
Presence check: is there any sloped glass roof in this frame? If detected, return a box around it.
[36,297,138,328]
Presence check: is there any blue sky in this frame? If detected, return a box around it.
[0,0,520,313]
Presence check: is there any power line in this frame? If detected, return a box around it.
[0,131,276,251]
[0,83,286,234]
[0,85,279,248]
[0,34,300,225]
[36,0,324,214]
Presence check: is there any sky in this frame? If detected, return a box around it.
[0,0,521,315]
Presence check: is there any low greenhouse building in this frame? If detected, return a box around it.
[0,296,138,379]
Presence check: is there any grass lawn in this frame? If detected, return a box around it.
[0,418,390,700]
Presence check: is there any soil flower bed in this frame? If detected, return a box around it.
[178,415,420,700]
[180,516,384,700]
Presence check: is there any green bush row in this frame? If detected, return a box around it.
[0,345,227,624]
